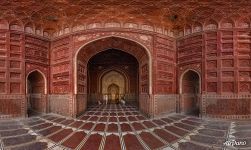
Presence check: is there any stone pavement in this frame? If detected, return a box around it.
[0,104,250,150]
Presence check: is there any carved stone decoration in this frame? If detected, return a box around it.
[74,32,153,53]
[240,82,251,93]
[207,82,217,93]
[222,59,234,67]
[222,82,234,93]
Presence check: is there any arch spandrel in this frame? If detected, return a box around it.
[73,31,153,55]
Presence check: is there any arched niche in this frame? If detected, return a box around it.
[107,83,120,103]
[180,69,201,117]
[9,20,23,31]
[237,18,250,28]
[105,22,121,28]
[193,22,203,32]
[43,31,49,37]
[204,19,218,30]
[35,25,43,36]
[220,18,234,28]
[141,24,154,31]
[24,22,35,34]
[184,25,192,35]
[124,22,139,29]
[72,24,85,32]
[87,22,102,29]
[26,70,47,116]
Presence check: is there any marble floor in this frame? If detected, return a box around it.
[0,104,251,150]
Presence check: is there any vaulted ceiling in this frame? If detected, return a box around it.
[1,0,251,33]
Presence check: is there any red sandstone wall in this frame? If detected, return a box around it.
[50,36,73,116]
[0,31,25,118]
[153,35,176,116]
[203,29,251,119]
[1,22,249,120]
[0,29,50,118]
[25,35,50,114]
[177,26,251,119]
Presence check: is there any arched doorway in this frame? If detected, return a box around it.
[108,83,120,103]
[101,70,126,104]
[87,49,138,106]
[180,70,200,116]
[26,70,46,117]
[75,37,151,116]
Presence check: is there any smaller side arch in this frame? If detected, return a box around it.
[179,69,201,94]
[179,69,202,117]
[26,69,48,116]
[26,69,47,94]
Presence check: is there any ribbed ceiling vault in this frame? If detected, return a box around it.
[0,0,250,34]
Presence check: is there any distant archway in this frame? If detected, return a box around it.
[108,83,120,103]
[101,70,126,97]
[180,70,201,116]
[26,70,47,117]
[86,49,139,107]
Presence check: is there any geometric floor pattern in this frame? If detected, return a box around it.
[0,104,251,150]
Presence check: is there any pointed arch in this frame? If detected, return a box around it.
[237,17,250,28]
[9,20,23,31]
[220,18,234,28]
[193,22,203,32]
[26,69,47,94]
[204,19,218,30]
[74,35,152,95]
[24,22,35,34]
[179,69,201,94]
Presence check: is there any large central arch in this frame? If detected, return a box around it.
[74,36,152,116]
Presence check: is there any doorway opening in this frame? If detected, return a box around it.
[87,49,139,106]
[107,83,120,104]
[181,70,200,116]
[26,70,46,117]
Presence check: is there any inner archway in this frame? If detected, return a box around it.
[87,49,139,106]
[26,70,46,117]
[107,83,120,103]
[181,70,200,116]
[101,71,126,104]
[75,36,151,117]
